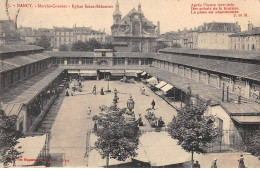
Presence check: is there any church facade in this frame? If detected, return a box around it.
[111,1,160,52]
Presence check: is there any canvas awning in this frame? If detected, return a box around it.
[15,134,47,166]
[133,132,191,167]
[231,116,260,124]
[80,70,97,76]
[99,70,111,73]
[155,81,167,89]
[161,84,174,92]
[141,72,147,76]
[111,70,125,76]
[124,70,142,77]
[146,77,158,86]
[67,70,79,74]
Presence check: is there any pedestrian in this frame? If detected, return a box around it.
[92,85,96,95]
[71,88,74,96]
[138,114,143,126]
[94,122,98,132]
[151,99,155,109]
[65,88,69,96]
[193,161,200,168]
[211,158,217,168]
[238,154,246,168]
[87,107,91,119]
[141,86,145,95]
[100,87,104,95]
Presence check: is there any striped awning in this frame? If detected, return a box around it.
[155,81,167,89]
[161,84,174,92]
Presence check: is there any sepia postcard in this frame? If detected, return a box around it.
[0,0,260,168]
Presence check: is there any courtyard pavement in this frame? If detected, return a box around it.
[48,80,177,167]
[47,79,260,168]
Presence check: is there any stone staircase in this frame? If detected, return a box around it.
[34,92,65,134]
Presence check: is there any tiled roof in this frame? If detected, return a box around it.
[0,45,43,54]
[158,47,260,60]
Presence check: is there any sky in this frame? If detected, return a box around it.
[0,0,260,34]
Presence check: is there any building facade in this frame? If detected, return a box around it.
[53,26,106,50]
[111,1,159,52]
[197,22,241,50]
[229,22,260,51]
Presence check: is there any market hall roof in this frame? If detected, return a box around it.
[158,47,260,61]
[144,67,260,115]
[46,51,154,58]
[0,67,64,105]
[154,53,260,82]
[0,53,52,73]
[0,45,43,54]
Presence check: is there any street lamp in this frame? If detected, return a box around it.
[127,95,135,115]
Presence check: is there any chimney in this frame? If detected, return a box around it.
[248,21,253,31]
[222,83,225,102]
[157,21,160,35]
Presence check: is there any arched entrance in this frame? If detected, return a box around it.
[99,60,109,66]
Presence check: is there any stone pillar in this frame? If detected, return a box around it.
[217,75,221,88]
[206,73,210,85]
[79,59,82,65]
[245,81,250,98]
[64,59,68,65]
[139,59,142,65]
[125,58,128,65]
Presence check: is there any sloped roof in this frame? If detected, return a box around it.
[200,22,240,33]
[158,47,260,60]
[0,45,43,54]
[229,27,260,37]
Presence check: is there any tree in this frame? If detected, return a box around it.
[102,43,115,51]
[94,106,139,167]
[168,99,218,167]
[0,105,23,167]
[59,44,69,51]
[71,41,86,51]
[86,39,101,51]
[246,130,260,157]
[154,41,168,52]
[36,35,51,50]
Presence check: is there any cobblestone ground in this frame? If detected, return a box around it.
[48,80,177,167]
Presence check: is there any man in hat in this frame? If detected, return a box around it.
[238,154,245,168]
[211,158,217,168]
[193,161,200,168]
